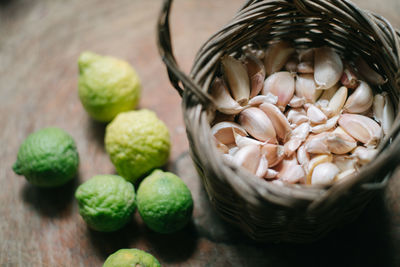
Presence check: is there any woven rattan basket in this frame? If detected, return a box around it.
[157,0,400,243]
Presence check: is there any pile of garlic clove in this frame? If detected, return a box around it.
[210,40,395,186]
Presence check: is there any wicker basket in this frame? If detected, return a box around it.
[157,0,400,243]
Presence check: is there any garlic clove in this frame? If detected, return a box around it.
[354,57,386,85]
[288,95,306,108]
[299,48,314,62]
[343,81,373,113]
[232,145,261,174]
[311,115,339,134]
[304,132,330,154]
[295,74,322,103]
[335,169,356,181]
[248,93,278,106]
[265,169,279,179]
[264,41,295,75]
[222,153,235,164]
[351,146,378,164]
[333,155,358,172]
[213,136,229,154]
[221,55,250,105]
[261,144,285,167]
[314,47,343,89]
[307,104,327,124]
[276,156,306,184]
[262,71,295,109]
[285,56,299,73]
[305,154,333,184]
[297,61,314,74]
[373,93,385,123]
[297,144,310,167]
[311,162,339,185]
[259,103,292,141]
[244,53,266,98]
[286,108,309,126]
[326,86,347,117]
[234,131,264,148]
[284,122,311,156]
[238,107,277,142]
[209,77,245,115]
[338,114,383,146]
[211,121,247,145]
[316,83,340,109]
[255,155,269,178]
[382,92,395,136]
[340,66,359,89]
[326,127,357,154]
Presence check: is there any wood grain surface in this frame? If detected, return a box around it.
[1,0,400,266]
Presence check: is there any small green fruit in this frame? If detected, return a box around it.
[103,248,161,267]
[12,127,79,187]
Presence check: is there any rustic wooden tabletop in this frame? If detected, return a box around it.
[1,0,400,266]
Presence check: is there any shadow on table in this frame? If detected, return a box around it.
[21,172,81,218]
[87,118,107,150]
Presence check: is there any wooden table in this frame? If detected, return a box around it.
[1,0,400,266]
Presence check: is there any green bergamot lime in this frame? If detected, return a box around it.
[12,127,79,187]
[78,51,141,122]
[105,110,170,183]
[103,248,161,267]
[136,169,193,234]
[75,175,136,232]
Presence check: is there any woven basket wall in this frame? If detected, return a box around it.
[158,0,400,243]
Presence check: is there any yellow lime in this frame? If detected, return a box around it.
[103,248,161,267]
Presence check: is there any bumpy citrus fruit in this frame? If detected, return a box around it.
[75,175,136,232]
[105,110,170,183]
[78,51,141,122]
[136,169,193,234]
[12,127,79,187]
[103,248,161,267]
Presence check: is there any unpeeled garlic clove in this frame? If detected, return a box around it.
[335,169,356,181]
[288,95,306,108]
[264,169,279,179]
[209,77,244,115]
[316,83,340,108]
[325,127,357,154]
[221,55,250,105]
[381,92,395,135]
[259,103,292,141]
[233,145,261,174]
[304,132,330,154]
[338,114,382,146]
[340,66,359,89]
[286,108,309,126]
[264,41,295,75]
[284,122,311,156]
[295,74,322,103]
[311,115,339,134]
[333,155,358,172]
[297,61,314,74]
[325,86,347,117]
[234,131,264,148]
[351,146,378,164]
[285,56,299,73]
[276,156,306,184]
[343,81,373,113]
[248,93,278,106]
[263,71,295,109]
[261,143,285,167]
[255,155,269,178]
[305,154,333,184]
[211,121,247,145]
[244,53,266,98]
[297,144,310,167]
[213,137,229,154]
[355,57,386,85]
[307,105,327,124]
[311,162,339,185]
[238,107,277,142]
[373,93,385,123]
[314,47,343,89]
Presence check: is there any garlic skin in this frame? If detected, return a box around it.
[214,137,229,154]
[259,103,292,141]
[326,86,347,117]
[255,155,269,178]
[304,132,330,154]
[338,114,383,146]
[221,55,250,105]
[264,41,295,75]
[211,121,247,145]
[284,122,311,156]
[311,162,339,185]
[351,146,378,164]
[378,93,395,135]
[355,57,386,85]
[343,81,373,113]
[209,77,244,115]
[248,93,278,106]
[295,74,322,103]
[307,105,327,124]
[263,71,295,109]
[340,67,359,89]
[239,107,277,143]
[314,47,343,89]
[287,108,309,127]
[288,95,306,108]
[233,145,261,174]
[244,53,266,98]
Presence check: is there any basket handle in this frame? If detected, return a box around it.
[157,0,214,107]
